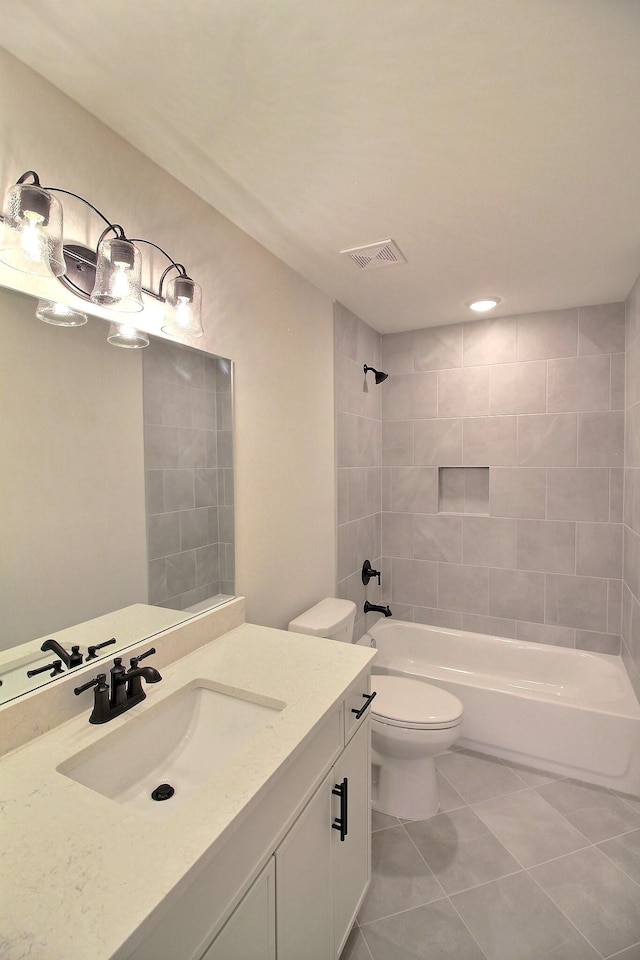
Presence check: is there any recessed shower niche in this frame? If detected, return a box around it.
[438,466,489,515]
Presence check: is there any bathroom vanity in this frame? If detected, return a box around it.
[0,602,376,960]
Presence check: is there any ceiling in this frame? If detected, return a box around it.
[2,0,640,333]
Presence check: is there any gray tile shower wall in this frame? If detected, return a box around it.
[335,302,383,640]
[623,274,640,697]
[336,300,629,651]
[143,340,234,611]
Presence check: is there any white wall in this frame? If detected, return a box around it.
[0,49,336,629]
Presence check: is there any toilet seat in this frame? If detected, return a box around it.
[372,675,463,730]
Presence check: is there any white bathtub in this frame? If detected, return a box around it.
[359,619,640,797]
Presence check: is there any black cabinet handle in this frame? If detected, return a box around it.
[351,691,377,720]
[332,777,348,841]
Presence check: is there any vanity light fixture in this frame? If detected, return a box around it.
[160,268,203,339]
[0,172,65,276]
[363,363,388,384]
[466,297,502,313]
[107,322,150,349]
[36,299,88,327]
[0,170,204,339]
[91,230,144,313]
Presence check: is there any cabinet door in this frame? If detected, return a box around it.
[200,859,275,960]
[332,719,371,958]
[275,770,333,960]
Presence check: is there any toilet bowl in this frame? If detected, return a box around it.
[370,674,463,820]
[288,598,464,820]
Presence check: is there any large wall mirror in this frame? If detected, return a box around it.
[0,284,234,704]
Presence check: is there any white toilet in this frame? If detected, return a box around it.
[288,598,464,820]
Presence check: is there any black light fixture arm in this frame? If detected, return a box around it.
[16,170,41,186]
[37,179,119,234]
[159,261,191,289]
[97,222,129,244]
[129,237,193,295]
[9,171,189,283]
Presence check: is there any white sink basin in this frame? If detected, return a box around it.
[58,679,285,820]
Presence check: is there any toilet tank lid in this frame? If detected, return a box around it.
[288,598,356,636]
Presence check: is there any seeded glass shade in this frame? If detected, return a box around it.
[107,322,149,348]
[161,276,203,338]
[0,183,65,276]
[36,299,88,327]
[91,237,144,312]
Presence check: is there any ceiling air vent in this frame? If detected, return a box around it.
[340,239,406,270]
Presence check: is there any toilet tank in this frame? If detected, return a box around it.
[288,598,356,643]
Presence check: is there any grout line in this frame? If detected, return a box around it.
[351,924,376,960]
[596,841,640,891]
[607,941,640,960]
[445,895,492,960]
[526,858,607,959]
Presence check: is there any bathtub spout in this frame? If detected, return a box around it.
[364,601,392,618]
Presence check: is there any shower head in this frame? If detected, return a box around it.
[363,364,388,384]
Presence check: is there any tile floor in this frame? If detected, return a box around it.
[341,748,640,960]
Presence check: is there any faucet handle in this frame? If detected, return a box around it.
[130,646,156,666]
[27,659,63,678]
[73,673,111,724]
[74,673,108,696]
[86,637,117,660]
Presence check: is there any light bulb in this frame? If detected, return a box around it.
[110,261,133,301]
[19,210,47,264]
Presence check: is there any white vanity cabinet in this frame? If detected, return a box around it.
[275,719,370,960]
[126,671,372,960]
[201,860,276,960]
[331,720,371,956]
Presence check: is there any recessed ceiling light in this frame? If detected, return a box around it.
[466,297,502,312]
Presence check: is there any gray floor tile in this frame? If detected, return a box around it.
[472,788,589,867]
[530,846,640,958]
[360,899,487,960]
[536,778,640,842]
[404,807,521,894]
[436,768,467,812]
[451,871,593,960]
[435,750,527,804]
[364,753,640,960]
[608,944,640,960]
[371,810,400,833]
[543,938,601,959]
[340,925,374,960]
[598,827,640,884]
[358,826,445,924]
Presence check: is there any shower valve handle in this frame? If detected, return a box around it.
[362,559,381,586]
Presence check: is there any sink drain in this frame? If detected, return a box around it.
[151,782,175,801]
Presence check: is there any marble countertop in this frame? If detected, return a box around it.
[0,621,375,960]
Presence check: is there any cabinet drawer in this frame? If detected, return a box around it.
[343,673,375,744]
